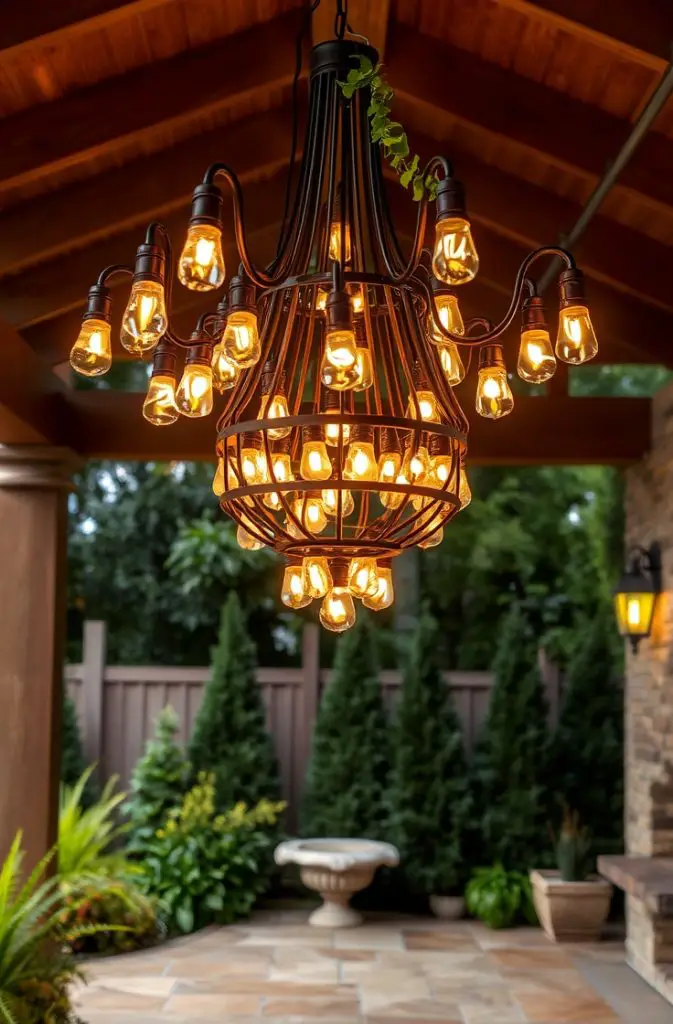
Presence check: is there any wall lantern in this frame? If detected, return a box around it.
[613,543,661,652]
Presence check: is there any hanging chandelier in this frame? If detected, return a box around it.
[69,6,598,633]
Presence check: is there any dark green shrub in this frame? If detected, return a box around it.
[466,864,536,929]
[125,705,189,854]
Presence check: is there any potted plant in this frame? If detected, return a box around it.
[530,806,612,942]
[466,863,537,929]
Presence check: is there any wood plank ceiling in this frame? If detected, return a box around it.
[0,0,671,462]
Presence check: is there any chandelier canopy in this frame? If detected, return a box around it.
[69,29,598,632]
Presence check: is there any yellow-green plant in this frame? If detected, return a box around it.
[58,768,131,882]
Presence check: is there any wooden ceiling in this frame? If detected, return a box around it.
[1,0,671,463]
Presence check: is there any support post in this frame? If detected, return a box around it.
[81,620,107,772]
[0,447,76,870]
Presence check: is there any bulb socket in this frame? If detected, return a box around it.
[302,423,324,444]
[83,283,112,324]
[322,390,353,414]
[430,275,454,299]
[435,176,468,224]
[261,361,287,396]
[521,294,548,331]
[478,343,505,372]
[380,428,401,455]
[241,430,262,450]
[350,424,375,446]
[558,268,587,309]
[185,340,213,367]
[331,561,349,589]
[150,341,178,380]
[189,182,224,228]
[411,361,430,390]
[272,436,292,455]
[228,269,257,314]
[132,243,165,286]
[326,288,353,333]
[429,432,450,457]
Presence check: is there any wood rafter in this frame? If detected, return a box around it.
[0,321,72,445]
[0,0,172,56]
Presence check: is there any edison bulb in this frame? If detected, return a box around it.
[407,389,440,422]
[70,319,112,377]
[321,328,360,390]
[178,224,226,292]
[237,523,264,551]
[315,287,329,313]
[240,445,266,484]
[212,458,226,497]
[143,375,178,426]
[303,557,332,599]
[427,293,465,343]
[223,310,261,368]
[321,487,354,517]
[300,440,332,481]
[211,342,240,392]
[290,496,327,535]
[378,451,403,509]
[459,468,472,509]
[120,280,167,353]
[476,367,514,419]
[419,525,444,549]
[348,283,365,314]
[281,565,311,609]
[354,347,373,391]
[517,329,556,383]
[328,220,351,263]
[363,568,394,611]
[432,452,453,487]
[264,451,293,509]
[432,217,479,285]
[320,587,356,632]
[175,364,213,418]
[259,393,291,440]
[556,305,598,365]
[324,419,351,447]
[348,558,379,598]
[402,445,431,484]
[344,439,377,481]
[439,341,466,386]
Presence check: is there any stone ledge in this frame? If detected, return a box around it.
[599,856,673,916]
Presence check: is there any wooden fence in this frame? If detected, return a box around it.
[66,620,562,822]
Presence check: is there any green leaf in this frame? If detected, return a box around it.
[356,55,374,76]
[387,136,410,157]
[176,900,194,934]
[412,175,426,202]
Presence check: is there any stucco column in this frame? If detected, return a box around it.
[0,446,77,870]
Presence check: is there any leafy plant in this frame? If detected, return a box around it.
[139,773,285,934]
[338,56,437,201]
[466,864,536,929]
[553,807,592,882]
[58,768,132,882]
[125,705,189,856]
[60,880,159,956]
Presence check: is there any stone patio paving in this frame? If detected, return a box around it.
[73,909,673,1023]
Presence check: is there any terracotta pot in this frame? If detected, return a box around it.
[430,894,465,920]
[530,869,612,942]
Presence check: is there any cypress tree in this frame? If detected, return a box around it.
[390,611,471,894]
[552,606,623,847]
[302,613,390,839]
[125,704,189,850]
[472,604,550,869]
[188,592,281,810]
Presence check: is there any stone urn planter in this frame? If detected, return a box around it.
[530,869,612,942]
[275,838,399,928]
[429,894,465,920]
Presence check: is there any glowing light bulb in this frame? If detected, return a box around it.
[324,419,351,447]
[407,389,440,422]
[344,438,377,482]
[348,283,365,314]
[291,496,327,535]
[303,557,332,599]
[432,217,479,285]
[212,458,225,497]
[438,341,466,387]
[237,522,264,551]
[432,452,453,487]
[418,525,444,549]
[556,305,598,365]
[402,446,431,484]
[143,374,178,426]
[176,363,213,418]
[320,587,356,632]
[178,224,226,292]
[223,310,261,369]
[240,444,266,484]
[363,567,394,611]
[315,287,329,313]
[321,328,360,390]
[354,347,373,391]
[459,468,472,509]
[300,439,333,481]
[120,280,167,353]
[476,367,514,420]
[427,292,465,343]
[517,329,556,383]
[211,342,240,392]
[328,220,351,264]
[69,319,112,377]
[264,451,293,510]
[348,558,379,598]
[259,393,291,440]
[321,487,354,517]
[281,565,312,609]
[378,451,403,509]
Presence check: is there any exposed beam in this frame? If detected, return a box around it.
[0,321,72,444]
[0,0,170,56]
[0,12,300,203]
[387,24,673,217]
[312,1,391,56]
[64,391,651,465]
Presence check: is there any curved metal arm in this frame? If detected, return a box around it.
[424,246,576,348]
[386,155,453,285]
[96,264,133,287]
[464,317,493,334]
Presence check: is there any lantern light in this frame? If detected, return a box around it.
[613,543,661,652]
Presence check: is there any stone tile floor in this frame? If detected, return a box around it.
[73,909,673,1023]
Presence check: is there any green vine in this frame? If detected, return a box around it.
[338,55,438,201]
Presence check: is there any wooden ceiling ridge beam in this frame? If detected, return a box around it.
[0,11,302,200]
[386,23,673,216]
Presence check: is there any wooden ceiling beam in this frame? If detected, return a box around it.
[0,12,301,203]
[0,0,171,56]
[387,23,673,216]
[0,321,73,445]
[63,390,652,465]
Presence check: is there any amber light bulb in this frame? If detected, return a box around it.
[459,466,472,509]
[363,566,394,611]
[419,526,444,549]
[176,355,214,418]
[378,432,403,509]
[321,487,355,517]
[320,587,356,632]
[556,305,598,365]
[315,287,329,313]
[264,449,293,510]
[300,429,333,481]
[303,557,332,599]
[70,319,112,377]
[438,341,466,387]
[178,224,226,292]
[427,291,465,344]
[328,220,351,264]
[354,347,373,391]
[221,310,259,368]
[240,438,268,485]
[260,393,291,440]
[348,283,365,314]
[518,329,556,383]
[281,564,312,609]
[407,389,440,423]
[321,328,360,390]
[344,428,377,482]
[120,280,167,353]
[475,345,513,420]
[348,557,379,599]
[290,496,327,535]
[432,217,479,285]
[237,518,265,551]
[324,419,351,447]
[212,458,226,497]
[143,374,179,426]
[211,342,240,392]
[401,444,431,485]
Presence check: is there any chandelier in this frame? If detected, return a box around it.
[69,14,598,633]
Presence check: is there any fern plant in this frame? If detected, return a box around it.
[58,767,131,882]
